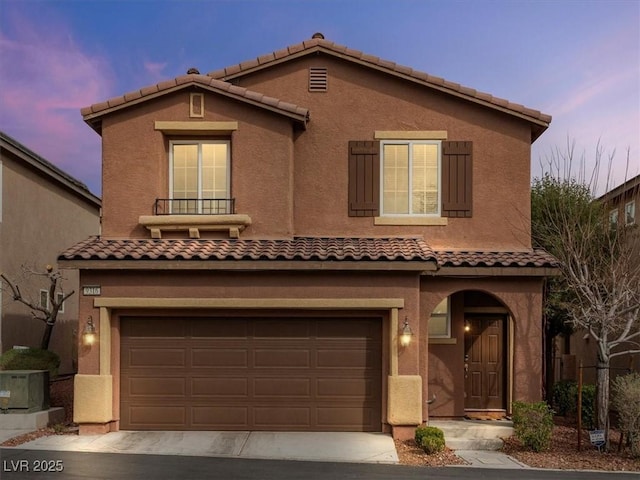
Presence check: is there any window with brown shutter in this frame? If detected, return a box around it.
[441,141,472,217]
[348,141,380,217]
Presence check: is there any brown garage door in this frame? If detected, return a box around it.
[120,316,382,431]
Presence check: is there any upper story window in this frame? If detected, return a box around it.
[39,289,49,309]
[381,141,441,216]
[609,208,619,225]
[347,138,471,222]
[625,200,635,225]
[170,140,230,214]
[56,292,65,313]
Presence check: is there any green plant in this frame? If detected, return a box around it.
[581,384,596,430]
[612,373,640,458]
[551,380,596,429]
[415,426,445,454]
[51,423,67,434]
[0,348,60,379]
[552,380,578,416]
[512,401,554,452]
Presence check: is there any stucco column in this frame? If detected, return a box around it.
[74,306,113,433]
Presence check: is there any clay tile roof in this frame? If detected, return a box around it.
[207,36,551,129]
[82,74,309,130]
[59,236,558,270]
[59,236,437,262]
[435,250,558,268]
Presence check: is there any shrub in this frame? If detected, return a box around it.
[512,401,554,452]
[551,380,596,428]
[581,384,596,430]
[552,380,578,416]
[415,426,445,454]
[0,348,60,379]
[612,373,640,458]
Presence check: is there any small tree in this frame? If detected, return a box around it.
[532,143,640,449]
[0,265,74,350]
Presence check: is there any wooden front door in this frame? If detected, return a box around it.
[464,316,506,410]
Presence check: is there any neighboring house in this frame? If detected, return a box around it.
[604,174,639,228]
[0,131,101,374]
[60,34,557,439]
[554,174,640,385]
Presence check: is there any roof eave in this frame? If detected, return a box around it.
[429,266,560,276]
[0,132,101,208]
[58,258,437,271]
[82,81,309,133]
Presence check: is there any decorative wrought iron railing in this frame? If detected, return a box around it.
[154,198,235,215]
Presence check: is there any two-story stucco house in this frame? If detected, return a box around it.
[1,131,101,374]
[60,34,556,439]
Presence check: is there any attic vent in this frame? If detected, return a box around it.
[309,67,328,92]
[190,93,204,118]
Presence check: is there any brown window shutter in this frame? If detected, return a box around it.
[348,141,380,217]
[441,141,472,217]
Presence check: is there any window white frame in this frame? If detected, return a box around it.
[380,140,441,216]
[39,289,49,309]
[428,296,451,338]
[56,292,65,313]
[625,200,635,225]
[169,140,230,214]
[609,208,619,225]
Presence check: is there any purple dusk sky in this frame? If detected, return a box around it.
[0,0,638,196]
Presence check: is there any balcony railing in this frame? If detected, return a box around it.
[154,198,235,215]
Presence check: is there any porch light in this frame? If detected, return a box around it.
[82,316,97,346]
[464,322,471,332]
[400,317,414,347]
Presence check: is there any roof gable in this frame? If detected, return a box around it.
[82,74,310,134]
[0,131,101,207]
[598,174,640,203]
[208,34,551,141]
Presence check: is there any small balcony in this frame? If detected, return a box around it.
[154,198,235,215]
[139,198,251,239]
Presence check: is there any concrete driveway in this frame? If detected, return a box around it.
[5,431,399,464]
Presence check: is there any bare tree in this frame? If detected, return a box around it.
[0,265,75,350]
[533,142,640,449]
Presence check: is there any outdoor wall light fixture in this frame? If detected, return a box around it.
[400,317,414,347]
[464,322,471,333]
[82,316,97,346]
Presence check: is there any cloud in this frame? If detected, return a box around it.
[547,69,637,117]
[143,60,168,80]
[0,8,113,194]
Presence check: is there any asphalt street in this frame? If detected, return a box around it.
[1,449,637,480]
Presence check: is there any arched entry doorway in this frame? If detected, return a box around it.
[427,289,513,419]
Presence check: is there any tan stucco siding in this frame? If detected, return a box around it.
[0,152,100,372]
[100,92,295,238]
[233,55,533,250]
[76,270,421,375]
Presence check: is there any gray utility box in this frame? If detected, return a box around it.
[0,370,50,413]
